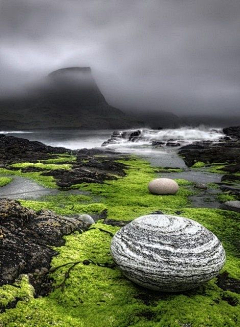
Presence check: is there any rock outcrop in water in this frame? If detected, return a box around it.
[0,67,141,130]
[178,127,240,197]
[179,137,240,168]
[111,214,226,292]
[223,126,240,140]
[0,134,70,164]
[102,129,142,146]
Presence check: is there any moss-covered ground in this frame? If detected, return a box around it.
[0,154,76,188]
[0,156,240,327]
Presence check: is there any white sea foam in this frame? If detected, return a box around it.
[105,126,224,148]
[0,131,34,134]
[1,126,224,152]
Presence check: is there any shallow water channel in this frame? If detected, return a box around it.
[138,149,224,209]
[0,176,85,200]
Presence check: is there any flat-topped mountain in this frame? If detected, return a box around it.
[0,67,141,130]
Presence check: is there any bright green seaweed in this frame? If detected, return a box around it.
[0,156,240,327]
[0,177,12,187]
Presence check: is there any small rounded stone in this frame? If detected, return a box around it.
[111,214,226,292]
[78,214,95,225]
[148,178,179,195]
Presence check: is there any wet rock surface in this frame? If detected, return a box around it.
[220,201,240,213]
[179,139,240,168]
[102,129,142,146]
[0,136,129,190]
[0,134,70,164]
[178,128,240,200]
[52,148,128,188]
[223,126,240,140]
[0,199,92,287]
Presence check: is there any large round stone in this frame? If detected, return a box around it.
[148,178,179,195]
[111,214,226,292]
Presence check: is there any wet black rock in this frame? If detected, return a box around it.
[221,174,240,183]
[220,201,240,213]
[102,129,142,146]
[179,139,240,167]
[0,135,70,165]
[0,199,90,286]
[152,141,165,147]
[166,141,181,147]
[51,149,128,188]
[223,164,240,174]
[223,126,240,140]
[219,185,240,196]
[0,135,129,189]
[129,130,141,141]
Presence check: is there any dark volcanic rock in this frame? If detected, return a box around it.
[223,126,240,140]
[0,199,90,287]
[0,135,129,189]
[179,139,240,167]
[102,129,142,146]
[0,134,70,164]
[219,185,240,196]
[129,130,141,141]
[152,140,165,147]
[221,174,240,183]
[53,149,128,188]
[166,141,181,147]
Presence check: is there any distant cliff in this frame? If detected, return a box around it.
[0,67,141,130]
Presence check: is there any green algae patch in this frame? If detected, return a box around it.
[192,161,206,168]
[20,198,106,217]
[10,162,72,170]
[0,177,12,187]
[208,164,228,174]
[179,208,240,279]
[0,154,77,189]
[76,158,193,221]
[217,193,238,203]
[0,275,34,310]
[42,154,77,164]
[155,167,184,173]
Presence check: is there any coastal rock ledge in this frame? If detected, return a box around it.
[0,199,92,287]
[111,214,226,292]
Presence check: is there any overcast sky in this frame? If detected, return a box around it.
[0,0,240,117]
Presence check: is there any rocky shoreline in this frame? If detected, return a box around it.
[0,136,131,307]
[0,129,240,325]
[178,126,240,198]
[0,199,95,303]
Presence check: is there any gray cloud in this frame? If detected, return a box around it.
[0,0,240,117]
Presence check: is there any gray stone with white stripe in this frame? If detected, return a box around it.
[111,214,225,292]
